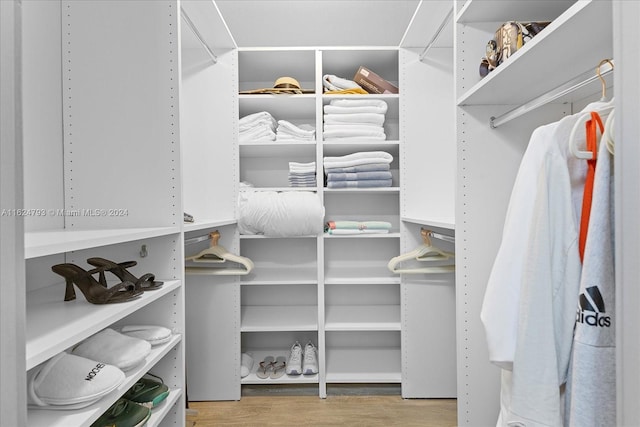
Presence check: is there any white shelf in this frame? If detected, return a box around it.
[239,187,319,193]
[239,141,316,158]
[146,388,184,427]
[324,267,400,285]
[26,280,182,370]
[240,266,318,285]
[325,347,401,383]
[323,187,400,194]
[240,349,319,385]
[183,218,237,233]
[241,305,318,332]
[457,1,612,107]
[324,232,400,239]
[401,216,455,230]
[456,0,574,24]
[325,305,401,331]
[27,334,182,427]
[25,227,180,259]
[240,234,319,239]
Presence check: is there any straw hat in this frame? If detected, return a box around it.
[239,76,314,95]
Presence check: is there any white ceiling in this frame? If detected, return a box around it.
[214,0,451,48]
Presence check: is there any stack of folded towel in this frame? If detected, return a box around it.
[276,120,316,142]
[323,151,393,188]
[239,111,277,143]
[323,99,388,141]
[325,220,392,235]
[288,161,316,187]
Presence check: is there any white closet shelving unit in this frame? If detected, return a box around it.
[13,0,238,424]
[454,0,614,424]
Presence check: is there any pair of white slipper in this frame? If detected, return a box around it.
[255,356,287,380]
[28,325,173,410]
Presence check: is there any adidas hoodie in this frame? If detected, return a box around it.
[564,125,616,426]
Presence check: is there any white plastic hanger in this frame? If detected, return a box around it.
[603,108,615,155]
[387,228,455,274]
[185,231,254,275]
[569,59,614,159]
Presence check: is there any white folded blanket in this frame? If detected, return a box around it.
[324,113,385,126]
[323,74,362,92]
[72,328,151,372]
[239,125,276,142]
[238,190,325,237]
[28,352,125,408]
[329,98,389,110]
[323,151,393,170]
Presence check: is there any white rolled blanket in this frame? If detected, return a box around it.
[238,190,325,237]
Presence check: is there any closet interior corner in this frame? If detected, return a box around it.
[8,0,638,425]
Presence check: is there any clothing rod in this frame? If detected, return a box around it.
[180,7,218,64]
[427,230,455,244]
[490,60,614,129]
[184,234,212,246]
[419,6,453,62]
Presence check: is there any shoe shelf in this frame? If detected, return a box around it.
[456,0,612,107]
[25,227,180,260]
[456,0,574,24]
[241,305,318,332]
[144,388,183,427]
[240,349,319,385]
[26,280,181,370]
[324,347,401,384]
[27,334,182,427]
[324,305,401,331]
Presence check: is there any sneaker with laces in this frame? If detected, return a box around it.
[302,341,318,375]
[286,341,303,375]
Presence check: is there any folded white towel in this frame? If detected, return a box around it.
[239,111,276,128]
[323,103,388,115]
[323,127,386,140]
[329,99,389,110]
[239,126,276,143]
[277,120,315,136]
[324,113,385,126]
[322,74,362,92]
[28,352,125,408]
[323,151,393,170]
[72,328,151,372]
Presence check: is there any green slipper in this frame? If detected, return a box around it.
[122,374,170,409]
[91,398,151,427]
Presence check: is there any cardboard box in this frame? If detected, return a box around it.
[353,66,399,94]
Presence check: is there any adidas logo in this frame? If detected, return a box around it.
[576,286,611,328]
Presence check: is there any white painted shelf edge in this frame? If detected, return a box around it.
[27,334,182,427]
[401,216,455,230]
[325,305,401,331]
[325,347,401,383]
[183,218,237,233]
[26,280,182,369]
[25,226,180,259]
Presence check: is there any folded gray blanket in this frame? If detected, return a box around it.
[326,179,392,188]
[324,163,390,174]
[327,171,393,181]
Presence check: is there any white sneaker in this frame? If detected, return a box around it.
[286,341,303,375]
[302,341,318,375]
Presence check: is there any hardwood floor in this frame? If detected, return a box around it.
[187,395,457,426]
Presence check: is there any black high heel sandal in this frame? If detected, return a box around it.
[51,263,143,304]
[87,257,164,292]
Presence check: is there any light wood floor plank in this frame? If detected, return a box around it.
[187,396,457,426]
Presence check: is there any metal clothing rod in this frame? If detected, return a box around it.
[180,7,218,64]
[490,60,614,129]
[184,234,212,246]
[419,6,454,62]
[427,230,455,244]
